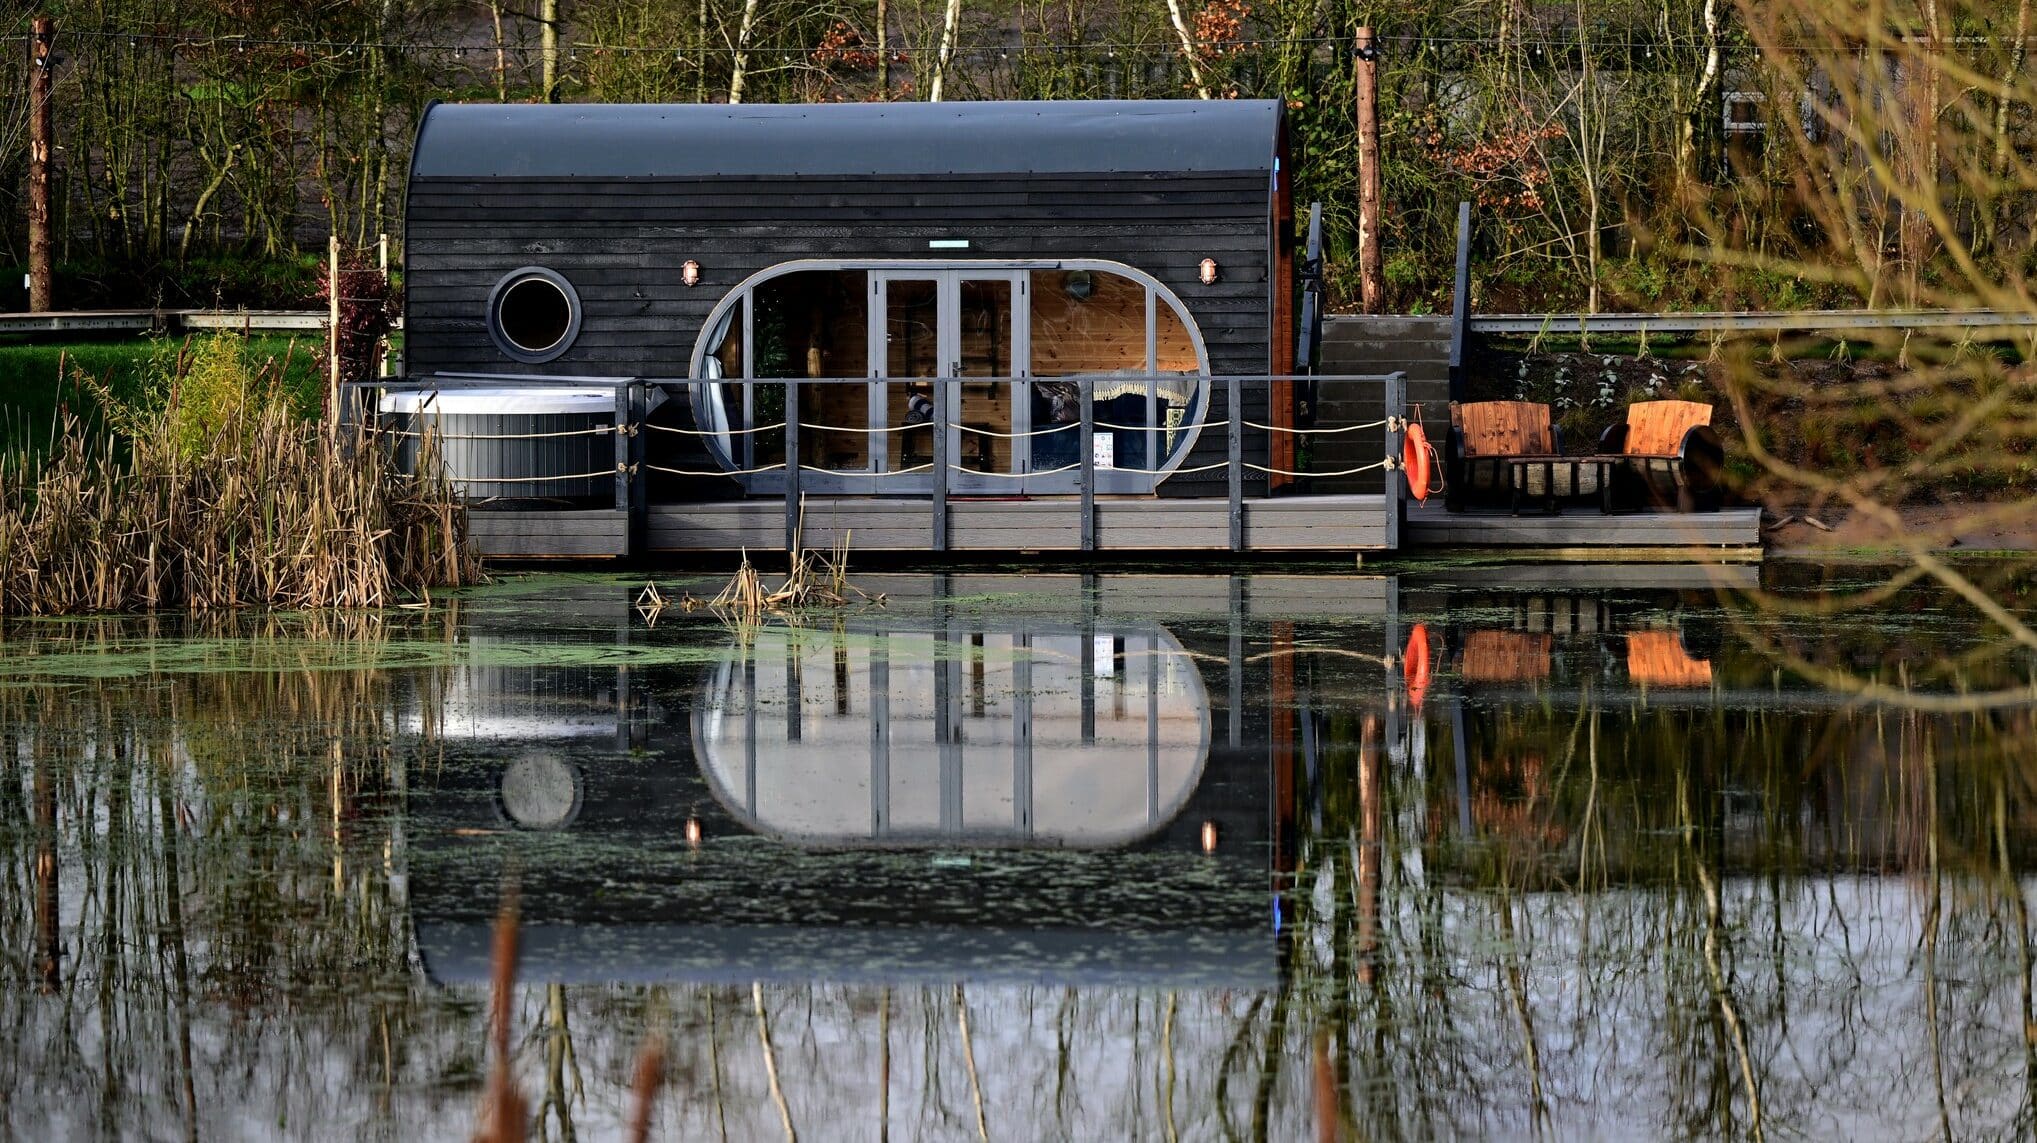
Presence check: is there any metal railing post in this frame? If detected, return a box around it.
[1450,201,1472,404]
[613,384,631,518]
[931,376,949,552]
[627,381,648,558]
[1079,378,1096,551]
[784,380,801,554]
[1227,375,1243,552]
[1385,371,1406,551]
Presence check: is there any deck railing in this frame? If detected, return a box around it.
[343,371,1408,555]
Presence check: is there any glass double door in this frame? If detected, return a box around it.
[809,269,1075,495]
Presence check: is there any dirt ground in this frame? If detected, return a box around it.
[1763,499,2037,554]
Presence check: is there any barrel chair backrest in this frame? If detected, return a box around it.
[1621,400,1712,456]
[1451,401,1556,457]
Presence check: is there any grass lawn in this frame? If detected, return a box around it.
[0,334,326,450]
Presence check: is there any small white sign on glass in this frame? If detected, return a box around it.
[1091,432,1116,470]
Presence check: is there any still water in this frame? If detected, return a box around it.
[3,566,2035,1140]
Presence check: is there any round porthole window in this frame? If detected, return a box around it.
[487,267,582,363]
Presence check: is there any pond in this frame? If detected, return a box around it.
[3,565,2035,1140]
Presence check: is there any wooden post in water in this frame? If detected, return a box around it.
[1354,28,1384,315]
[27,16,56,313]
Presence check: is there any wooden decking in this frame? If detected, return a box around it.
[1404,500,1762,555]
[467,509,628,558]
[463,497,1763,560]
[648,495,1391,554]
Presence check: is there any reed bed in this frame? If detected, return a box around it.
[0,335,482,614]
[708,528,874,627]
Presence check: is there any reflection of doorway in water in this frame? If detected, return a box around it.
[690,620,1211,847]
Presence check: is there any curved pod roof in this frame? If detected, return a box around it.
[410,99,1282,180]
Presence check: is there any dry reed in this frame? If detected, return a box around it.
[0,336,482,614]
[707,527,876,628]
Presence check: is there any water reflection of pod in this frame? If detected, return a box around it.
[407,604,1275,989]
[691,621,1211,848]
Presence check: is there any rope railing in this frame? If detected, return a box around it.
[352,369,1408,555]
[955,422,1068,440]
[795,462,938,477]
[645,461,789,478]
[944,462,1084,479]
[1242,417,1394,435]
[1246,459,1398,479]
[377,424,618,441]
[797,421,936,435]
[644,420,788,437]
[1092,418,1226,433]
[445,465,630,484]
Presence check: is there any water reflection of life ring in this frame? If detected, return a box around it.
[1403,422,1436,502]
[1404,623,1433,710]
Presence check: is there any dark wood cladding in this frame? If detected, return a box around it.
[404,170,1275,497]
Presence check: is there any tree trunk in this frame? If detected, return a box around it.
[1163,0,1211,100]
[728,0,760,102]
[929,0,962,101]
[492,1,508,102]
[1679,0,1722,189]
[877,0,890,97]
[541,0,560,103]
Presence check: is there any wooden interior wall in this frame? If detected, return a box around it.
[1032,271,1145,376]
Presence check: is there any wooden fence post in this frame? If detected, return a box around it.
[1355,28,1384,315]
[28,16,56,312]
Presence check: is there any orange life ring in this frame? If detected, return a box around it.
[1403,623,1434,711]
[1402,422,1436,502]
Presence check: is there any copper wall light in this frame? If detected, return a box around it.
[681,260,702,287]
[1198,258,1220,286]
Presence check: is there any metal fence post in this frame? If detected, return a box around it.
[1385,371,1406,551]
[1227,375,1243,553]
[931,376,949,552]
[784,380,801,555]
[1079,379,1096,551]
[613,384,631,516]
[628,381,648,558]
[1450,201,1472,404]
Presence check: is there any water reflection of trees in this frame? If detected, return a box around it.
[5,604,2037,1139]
[1289,681,2037,1140]
[0,611,460,1140]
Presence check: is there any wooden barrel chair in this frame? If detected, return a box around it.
[1596,399,1726,512]
[1444,401,1601,512]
